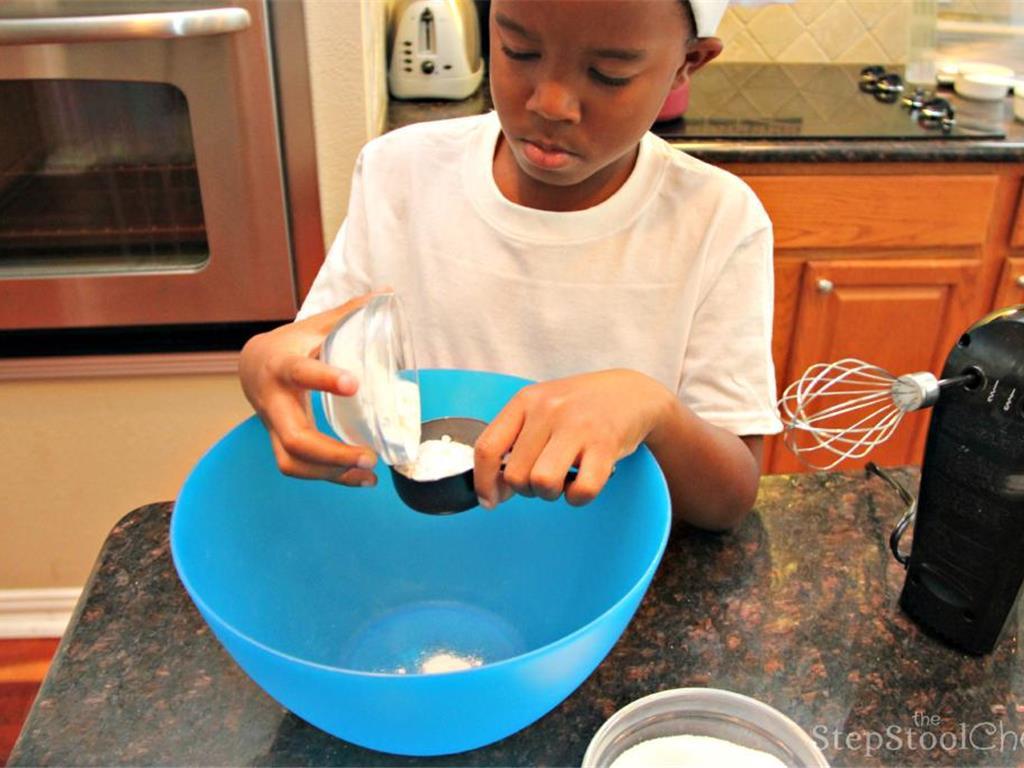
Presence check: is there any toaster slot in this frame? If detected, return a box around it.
[419,7,435,54]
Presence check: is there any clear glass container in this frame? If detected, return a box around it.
[583,688,829,768]
[906,0,938,86]
[320,292,421,466]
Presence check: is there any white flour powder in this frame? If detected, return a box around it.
[392,649,484,675]
[418,650,483,674]
[396,434,475,481]
[377,377,422,462]
[609,735,787,768]
[321,312,422,464]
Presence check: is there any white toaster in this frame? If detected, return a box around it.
[388,0,484,100]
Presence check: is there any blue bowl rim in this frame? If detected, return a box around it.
[169,369,672,680]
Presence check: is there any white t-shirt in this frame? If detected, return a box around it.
[300,112,782,436]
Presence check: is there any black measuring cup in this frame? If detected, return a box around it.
[389,417,582,515]
[389,417,486,515]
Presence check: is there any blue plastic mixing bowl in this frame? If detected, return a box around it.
[171,369,670,756]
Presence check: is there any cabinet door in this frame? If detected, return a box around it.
[772,260,804,392]
[764,260,804,472]
[768,259,982,474]
[992,258,1024,311]
[1013,192,1024,249]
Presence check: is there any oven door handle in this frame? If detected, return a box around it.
[0,7,251,45]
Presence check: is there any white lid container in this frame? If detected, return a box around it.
[320,292,421,466]
[954,62,1015,101]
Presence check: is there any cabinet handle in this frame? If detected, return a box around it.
[1016,275,1024,289]
[817,278,834,295]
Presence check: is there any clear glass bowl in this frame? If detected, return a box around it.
[583,688,829,768]
[320,292,421,466]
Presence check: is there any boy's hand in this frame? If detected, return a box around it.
[473,370,674,508]
[238,294,380,486]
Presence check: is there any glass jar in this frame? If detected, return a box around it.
[583,688,828,767]
[320,292,421,466]
[906,0,938,86]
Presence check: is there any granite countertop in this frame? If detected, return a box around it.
[11,468,1024,767]
[388,64,1024,164]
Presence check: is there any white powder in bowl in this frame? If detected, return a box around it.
[396,434,475,481]
[609,735,787,768]
[418,650,483,674]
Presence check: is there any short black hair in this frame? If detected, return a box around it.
[679,0,699,42]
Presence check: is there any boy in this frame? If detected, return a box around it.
[239,0,781,531]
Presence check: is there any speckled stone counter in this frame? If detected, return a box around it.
[11,469,1024,766]
[388,65,1024,164]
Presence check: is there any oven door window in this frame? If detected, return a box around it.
[0,80,207,277]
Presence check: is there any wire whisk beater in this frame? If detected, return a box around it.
[779,358,979,470]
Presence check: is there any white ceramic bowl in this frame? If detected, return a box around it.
[954,63,1015,101]
[583,688,829,767]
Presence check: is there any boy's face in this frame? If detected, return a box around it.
[489,0,721,208]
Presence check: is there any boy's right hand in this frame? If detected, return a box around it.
[239,294,379,487]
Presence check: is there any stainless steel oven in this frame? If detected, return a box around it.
[0,0,320,347]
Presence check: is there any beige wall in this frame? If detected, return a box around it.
[718,1,911,63]
[1,373,252,589]
[305,0,389,249]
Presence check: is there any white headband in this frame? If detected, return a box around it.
[690,0,729,37]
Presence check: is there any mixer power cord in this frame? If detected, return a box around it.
[865,462,917,567]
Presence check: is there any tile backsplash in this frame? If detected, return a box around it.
[717,1,911,64]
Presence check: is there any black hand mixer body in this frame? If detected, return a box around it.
[901,306,1024,655]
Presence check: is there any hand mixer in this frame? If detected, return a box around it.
[779,306,1024,655]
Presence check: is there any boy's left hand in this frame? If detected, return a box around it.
[473,369,673,509]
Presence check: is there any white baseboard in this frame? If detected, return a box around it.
[0,588,82,638]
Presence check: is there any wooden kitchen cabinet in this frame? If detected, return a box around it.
[770,259,804,392]
[746,174,999,251]
[992,258,1024,309]
[720,165,1024,474]
[1013,190,1024,249]
[993,189,1024,312]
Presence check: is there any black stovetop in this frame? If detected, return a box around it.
[653,63,1006,141]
